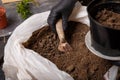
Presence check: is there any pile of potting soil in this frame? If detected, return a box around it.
[96,9,120,29]
[23,22,112,80]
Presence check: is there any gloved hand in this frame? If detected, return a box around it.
[47,0,78,32]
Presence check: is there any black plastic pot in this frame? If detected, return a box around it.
[87,0,120,57]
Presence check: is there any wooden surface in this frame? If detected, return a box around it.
[2,0,21,3]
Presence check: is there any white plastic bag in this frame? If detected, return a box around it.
[3,2,89,80]
[3,1,118,80]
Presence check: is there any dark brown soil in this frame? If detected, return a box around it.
[96,9,120,29]
[23,22,112,80]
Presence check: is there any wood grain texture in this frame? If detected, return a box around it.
[2,0,21,3]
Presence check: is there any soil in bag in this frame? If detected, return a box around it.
[23,21,112,80]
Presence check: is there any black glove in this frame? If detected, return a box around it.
[47,0,78,32]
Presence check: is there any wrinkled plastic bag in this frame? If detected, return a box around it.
[3,2,89,80]
[2,2,119,80]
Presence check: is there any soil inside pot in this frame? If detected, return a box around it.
[23,21,112,80]
[96,9,120,30]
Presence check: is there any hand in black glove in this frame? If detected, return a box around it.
[47,0,78,32]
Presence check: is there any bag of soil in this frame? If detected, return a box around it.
[2,2,88,80]
[2,2,119,80]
